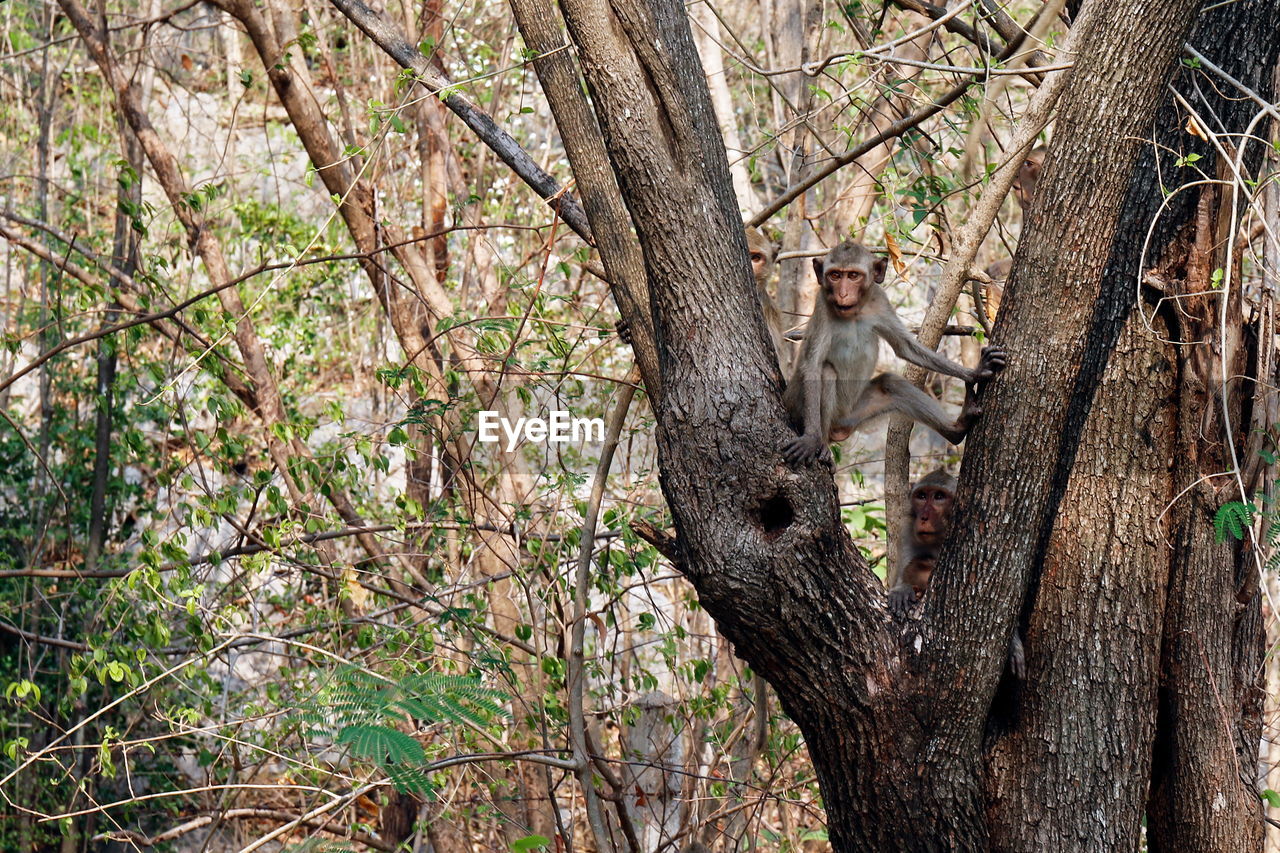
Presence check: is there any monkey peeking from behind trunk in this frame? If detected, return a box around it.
[889,469,1026,679]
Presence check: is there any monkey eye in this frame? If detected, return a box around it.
[750,253,764,263]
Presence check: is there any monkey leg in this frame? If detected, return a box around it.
[782,364,839,465]
[838,373,972,444]
[821,365,860,442]
[832,375,898,436]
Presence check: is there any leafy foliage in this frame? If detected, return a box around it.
[298,667,510,792]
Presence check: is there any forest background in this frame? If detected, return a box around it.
[1,0,1280,850]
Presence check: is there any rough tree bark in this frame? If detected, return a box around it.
[905,0,1210,843]
[983,314,1177,850]
[1142,9,1280,848]
[983,1,1280,848]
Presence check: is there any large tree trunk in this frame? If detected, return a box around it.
[1142,8,1280,845]
[984,2,1280,849]
[906,0,1204,842]
[984,312,1177,850]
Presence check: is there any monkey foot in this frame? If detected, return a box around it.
[781,434,832,467]
[972,344,1008,383]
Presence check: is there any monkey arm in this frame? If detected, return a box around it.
[874,304,976,382]
[889,549,935,616]
[781,370,832,464]
[887,582,920,616]
[789,323,831,434]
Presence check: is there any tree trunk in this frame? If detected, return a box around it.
[86,132,141,572]
[1143,8,1280,845]
[898,0,1202,843]
[984,312,1177,851]
[982,2,1279,848]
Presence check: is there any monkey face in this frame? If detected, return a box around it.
[823,267,869,317]
[1013,149,1046,210]
[911,485,955,544]
[744,226,777,285]
[750,250,769,283]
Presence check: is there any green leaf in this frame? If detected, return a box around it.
[1213,501,1254,543]
[512,835,551,852]
[337,724,425,765]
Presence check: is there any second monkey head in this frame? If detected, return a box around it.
[744,225,778,288]
[1012,146,1047,211]
[813,241,887,320]
[909,469,957,549]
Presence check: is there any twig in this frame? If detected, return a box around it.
[631,520,684,567]
[95,808,395,850]
[0,521,619,579]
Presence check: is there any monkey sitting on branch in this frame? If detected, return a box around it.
[781,241,1007,465]
[889,469,1026,679]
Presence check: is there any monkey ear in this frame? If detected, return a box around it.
[812,257,824,284]
[872,257,887,284]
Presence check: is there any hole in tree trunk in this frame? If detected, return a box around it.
[755,491,794,539]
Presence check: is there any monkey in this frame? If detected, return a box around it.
[977,147,1047,326]
[979,259,1010,323]
[781,242,1007,465]
[745,225,787,365]
[1011,146,1047,212]
[888,469,1027,679]
[889,469,956,615]
[984,258,1012,282]
[617,225,785,360]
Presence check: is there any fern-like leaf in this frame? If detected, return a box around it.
[1213,501,1254,543]
[395,672,511,728]
[337,724,432,793]
[295,667,510,793]
[338,724,425,764]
